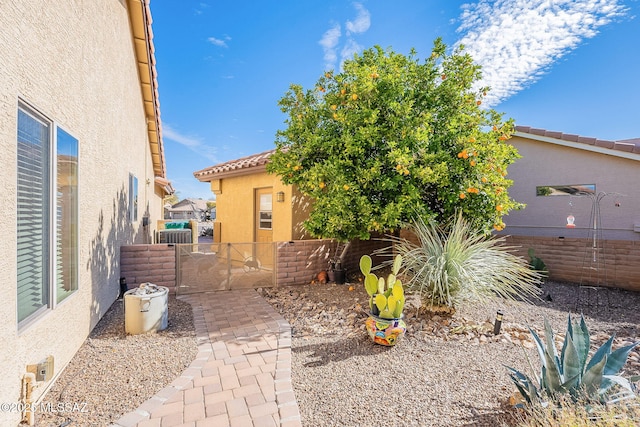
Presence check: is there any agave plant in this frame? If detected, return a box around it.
[506,314,639,406]
[388,214,542,311]
[360,254,405,319]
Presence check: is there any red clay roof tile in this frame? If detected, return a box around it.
[515,125,639,156]
[193,149,276,181]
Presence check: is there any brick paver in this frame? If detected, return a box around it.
[113,290,301,427]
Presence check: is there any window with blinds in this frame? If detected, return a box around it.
[17,105,50,324]
[17,102,79,327]
[129,174,138,221]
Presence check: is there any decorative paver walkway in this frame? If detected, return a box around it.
[113,289,302,427]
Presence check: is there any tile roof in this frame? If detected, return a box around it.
[515,126,640,155]
[169,198,209,212]
[194,149,276,181]
[194,126,639,182]
[127,0,168,182]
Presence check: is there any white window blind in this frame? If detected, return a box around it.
[17,104,79,326]
[17,106,50,323]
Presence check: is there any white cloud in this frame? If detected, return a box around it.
[194,2,210,15]
[163,124,219,163]
[320,3,371,71]
[208,35,231,48]
[319,24,341,70]
[341,39,363,64]
[346,3,371,35]
[455,0,627,106]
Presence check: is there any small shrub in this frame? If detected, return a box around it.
[387,214,542,311]
[527,248,548,277]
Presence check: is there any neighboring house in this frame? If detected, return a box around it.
[194,149,312,244]
[500,126,640,290]
[0,1,171,424]
[194,150,386,286]
[504,126,640,239]
[165,198,209,221]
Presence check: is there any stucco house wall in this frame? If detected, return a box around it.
[0,1,168,424]
[503,129,640,240]
[498,127,640,290]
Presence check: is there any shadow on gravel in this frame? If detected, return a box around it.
[293,335,397,367]
[458,402,519,427]
[530,281,640,335]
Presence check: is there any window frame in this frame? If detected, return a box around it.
[129,173,138,222]
[258,193,273,230]
[17,100,79,330]
[54,125,79,304]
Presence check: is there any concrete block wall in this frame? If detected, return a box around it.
[119,237,392,292]
[120,244,177,294]
[275,240,338,286]
[275,237,391,286]
[504,235,640,292]
[340,235,390,275]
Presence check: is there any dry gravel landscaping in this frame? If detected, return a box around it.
[35,297,197,427]
[261,280,640,426]
[34,280,639,426]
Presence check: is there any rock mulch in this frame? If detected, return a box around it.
[35,297,197,427]
[260,280,640,427]
[31,280,639,427]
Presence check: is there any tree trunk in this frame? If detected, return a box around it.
[337,241,352,266]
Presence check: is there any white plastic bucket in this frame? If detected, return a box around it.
[124,283,169,334]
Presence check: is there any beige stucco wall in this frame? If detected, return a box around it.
[291,185,314,240]
[501,135,640,241]
[0,1,163,424]
[214,171,295,243]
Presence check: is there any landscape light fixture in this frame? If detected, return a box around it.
[276,191,285,203]
[493,310,504,335]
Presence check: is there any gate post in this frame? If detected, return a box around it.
[227,243,232,290]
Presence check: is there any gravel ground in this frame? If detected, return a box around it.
[260,280,640,427]
[35,296,197,427]
[32,281,639,427]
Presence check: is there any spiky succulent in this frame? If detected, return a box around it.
[507,314,639,406]
[360,254,405,319]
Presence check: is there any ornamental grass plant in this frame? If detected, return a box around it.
[511,395,640,427]
[388,214,542,311]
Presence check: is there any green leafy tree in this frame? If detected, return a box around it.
[267,39,522,242]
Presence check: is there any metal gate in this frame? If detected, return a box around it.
[176,242,275,294]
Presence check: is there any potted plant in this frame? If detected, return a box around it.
[328,257,346,284]
[360,254,406,346]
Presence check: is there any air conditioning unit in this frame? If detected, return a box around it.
[158,229,192,244]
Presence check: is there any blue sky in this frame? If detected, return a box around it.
[151,0,640,200]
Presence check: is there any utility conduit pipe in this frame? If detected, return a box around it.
[22,373,36,425]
